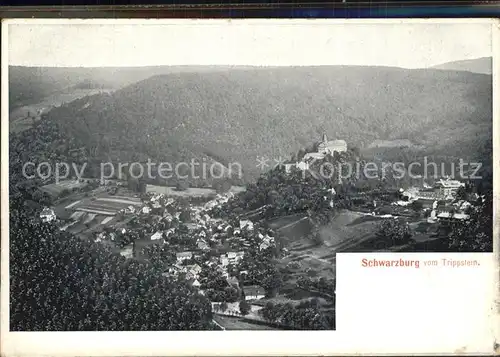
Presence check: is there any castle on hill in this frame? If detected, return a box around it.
[285,133,347,173]
[317,134,347,155]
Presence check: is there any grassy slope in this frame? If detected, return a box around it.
[38,66,492,180]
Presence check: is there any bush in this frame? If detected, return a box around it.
[239,300,251,315]
[213,179,232,194]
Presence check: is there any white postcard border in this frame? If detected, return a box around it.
[1,18,499,356]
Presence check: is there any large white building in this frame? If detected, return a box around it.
[435,178,465,198]
[317,134,347,155]
[285,133,347,173]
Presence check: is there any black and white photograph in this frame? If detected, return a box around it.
[4,19,494,336]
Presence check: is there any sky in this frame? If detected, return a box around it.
[6,20,493,68]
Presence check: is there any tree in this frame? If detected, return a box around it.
[127,177,140,192]
[455,186,467,201]
[239,300,251,316]
[261,302,279,323]
[9,203,213,331]
[297,149,306,161]
[213,179,232,194]
[224,286,240,303]
[179,210,191,223]
[31,190,45,204]
[220,302,228,312]
[261,269,283,297]
[375,219,413,247]
[138,180,147,194]
[411,200,423,212]
[447,191,492,252]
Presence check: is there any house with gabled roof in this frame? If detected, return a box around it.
[40,207,56,223]
[259,241,271,251]
[197,239,210,251]
[239,220,254,231]
[150,231,163,241]
[435,178,465,198]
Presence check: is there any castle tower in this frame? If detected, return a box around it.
[322,133,328,143]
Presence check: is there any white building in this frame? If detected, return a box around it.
[239,220,254,231]
[120,245,133,259]
[220,256,229,267]
[40,207,56,223]
[184,264,202,280]
[259,241,271,251]
[176,251,193,263]
[285,134,348,173]
[317,134,347,155]
[152,201,162,209]
[150,231,163,241]
[197,239,210,251]
[437,212,470,221]
[126,205,136,214]
[225,251,245,264]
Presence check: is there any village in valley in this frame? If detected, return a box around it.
[7,21,494,335]
[34,132,484,330]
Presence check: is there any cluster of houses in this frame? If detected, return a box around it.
[398,178,474,222]
[105,190,274,303]
[119,194,175,216]
[163,214,275,299]
[400,178,466,202]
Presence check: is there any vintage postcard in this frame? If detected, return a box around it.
[1,18,498,356]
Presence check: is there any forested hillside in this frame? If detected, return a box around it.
[41,65,492,180]
[9,200,214,331]
[9,65,246,109]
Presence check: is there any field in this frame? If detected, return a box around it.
[228,186,246,194]
[268,214,313,243]
[53,191,142,237]
[39,180,89,197]
[318,210,382,250]
[268,210,405,305]
[67,195,142,215]
[146,185,216,198]
[271,210,431,289]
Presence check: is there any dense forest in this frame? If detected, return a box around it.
[9,65,250,110]
[34,66,492,180]
[9,198,214,331]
